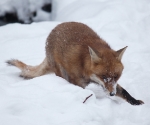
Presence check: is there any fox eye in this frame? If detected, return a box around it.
[102,75,107,79]
[114,74,118,79]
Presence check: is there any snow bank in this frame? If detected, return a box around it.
[0,0,51,23]
[52,0,150,23]
[0,0,150,125]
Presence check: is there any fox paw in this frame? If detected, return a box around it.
[129,99,144,105]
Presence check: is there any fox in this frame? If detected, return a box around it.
[7,22,144,105]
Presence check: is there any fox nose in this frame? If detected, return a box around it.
[110,92,115,96]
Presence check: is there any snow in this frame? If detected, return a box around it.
[0,0,150,125]
[0,0,51,23]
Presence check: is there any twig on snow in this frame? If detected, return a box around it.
[83,94,93,103]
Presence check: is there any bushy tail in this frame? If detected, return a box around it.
[6,58,51,79]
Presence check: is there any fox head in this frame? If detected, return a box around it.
[89,46,127,96]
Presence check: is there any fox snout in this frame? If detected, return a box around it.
[110,91,116,96]
[103,78,117,96]
[106,85,117,96]
[90,74,117,96]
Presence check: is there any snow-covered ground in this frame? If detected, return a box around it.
[0,0,150,125]
[0,0,51,23]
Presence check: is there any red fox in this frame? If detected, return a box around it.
[7,22,144,105]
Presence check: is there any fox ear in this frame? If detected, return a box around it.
[88,46,101,63]
[116,46,128,61]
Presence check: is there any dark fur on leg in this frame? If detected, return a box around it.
[116,84,144,105]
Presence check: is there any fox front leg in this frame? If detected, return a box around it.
[116,84,144,105]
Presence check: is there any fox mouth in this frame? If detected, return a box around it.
[90,74,117,96]
[99,83,117,96]
[96,83,116,96]
[103,88,116,96]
